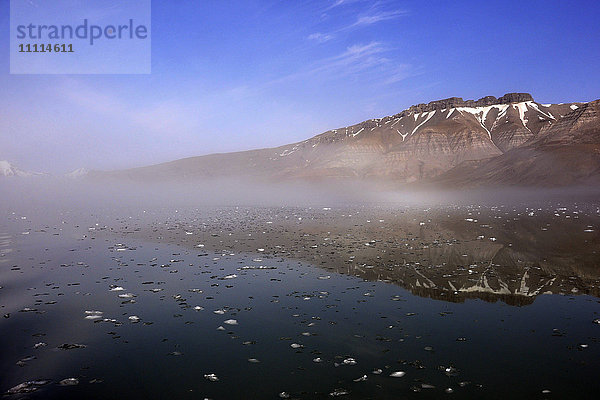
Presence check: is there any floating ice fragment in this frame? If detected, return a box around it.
[390,371,405,378]
[58,343,86,350]
[290,343,303,349]
[372,369,382,375]
[223,274,237,279]
[224,319,238,325]
[7,380,49,394]
[342,357,357,365]
[84,310,103,320]
[16,355,36,366]
[313,357,322,363]
[193,306,204,311]
[118,293,135,298]
[279,392,290,399]
[441,366,459,376]
[59,378,79,386]
[204,373,219,382]
[329,388,350,396]
[248,358,260,363]
[110,287,125,291]
[129,316,140,323]
[445,388,454,393]
[213,309,226,315]
[353,375,368,382]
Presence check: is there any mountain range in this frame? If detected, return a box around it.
[6,92,600,187]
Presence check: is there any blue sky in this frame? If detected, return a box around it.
[1,0,599,173]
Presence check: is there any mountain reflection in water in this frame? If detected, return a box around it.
[132,204,600,307]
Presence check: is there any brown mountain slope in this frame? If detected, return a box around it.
[435,100,600,187]
[91,93,595,186]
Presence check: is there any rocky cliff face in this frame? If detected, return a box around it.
[436,100,600,186]
[92,93,597,187]
[401,92,534,115]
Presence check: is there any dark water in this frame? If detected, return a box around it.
[1,204,599,399]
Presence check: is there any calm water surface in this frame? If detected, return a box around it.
[1,204,599,399]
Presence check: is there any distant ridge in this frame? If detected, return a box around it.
[400,93,534,115]
[84,93,599,187]
[0,160,45,178]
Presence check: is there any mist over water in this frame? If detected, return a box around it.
[1,178,599,399]
[4,176,600,210]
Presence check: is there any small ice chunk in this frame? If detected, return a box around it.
[84,313,103,320]
[59,378,79,386]
[204,373,219,382]
[58,343,86,350]
[390,371,406,378]
[329,388,350,396]
[7,380,49,394]
[342,357,357,365]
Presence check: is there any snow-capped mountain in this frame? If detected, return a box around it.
[0,160,45,178]
[91,93,600,186]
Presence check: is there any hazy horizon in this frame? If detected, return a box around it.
[2,0,600,174]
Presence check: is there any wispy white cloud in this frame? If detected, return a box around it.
[352,10,407,27]
[383,64,413,85]
[308,32,334,43]
[310,6,407,45]
[324,0,363,12]
[266,41,411,87]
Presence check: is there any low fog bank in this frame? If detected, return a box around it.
[2,177,600,214]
